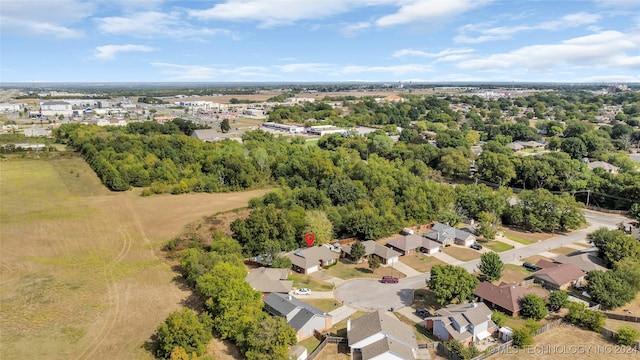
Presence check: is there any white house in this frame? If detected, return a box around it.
[347,310,418,359]
[263,292,332,341]
[285,246,340,274]
[426,302,495,346]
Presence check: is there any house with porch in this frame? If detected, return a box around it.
[425,302,495,346]
[386,234,442,255]
[347,310,418,359]
[285,245,340,274]
[245,267,293,296]
[342,240,402,265]
[532,260,586,290]
[263,292,332,342]
[473,282,548,317]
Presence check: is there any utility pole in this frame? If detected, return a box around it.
[586,190,591,208]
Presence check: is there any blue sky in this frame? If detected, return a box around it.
[1,0,639,83]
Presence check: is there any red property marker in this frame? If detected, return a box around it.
[305,233,315,247]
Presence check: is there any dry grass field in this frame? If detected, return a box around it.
[399,253,446,273]
[493,326,639,360]
[442,246,482,261]
[0,156,269,360]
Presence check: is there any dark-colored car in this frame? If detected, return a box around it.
[470,243,483,250]
[381,275,399,283]
[523,262,539,271]
[415,308,431,319]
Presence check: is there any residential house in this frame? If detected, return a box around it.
[473,282,549,316]
[587,161,619,174]
[532,260,586,290]
[506,142,524,151]
[245,267,293,296]
[386,235,441,255]
[263,292,332,342]
[347,310,418,360]
[285,246,340,274]
[425,223,476,247]
[426,302,495,346]
[342,240,402,265]
[518,140,545,149]
[554,248,607,273]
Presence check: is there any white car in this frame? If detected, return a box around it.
[294,288,312,295]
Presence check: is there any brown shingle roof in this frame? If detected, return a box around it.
[533,261,585,287]
[473,282,548,314]
[348,310,417,349]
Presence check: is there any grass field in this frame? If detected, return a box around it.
[0,156,269,360]
[493,326,639,360]
[442,246,482,261]
[399,254,446,272]
[484,241,514,252]
[289,272,334,291]
[303,299,342,313]
[498,264,533,284]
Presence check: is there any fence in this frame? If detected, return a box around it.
[519,279,534,287]
[601,327,640,350]
[418,342,438,349]
[306,332,346,360]
[603,312,640,323]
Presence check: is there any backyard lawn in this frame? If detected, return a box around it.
[289,272,334,291]
[412,289,442,314]
[497,264,533,284]
[483,241,514,252]
[394,312,439,342]
[323,259,404,280]
[442,246,482,261]
[399,254,446,272]
[303,299,342,313]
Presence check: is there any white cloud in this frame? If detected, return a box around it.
[276,63,334,73]
[96,11,233,39]
[340,22,372,36]
[376,0,491,27]
[0,0,94,38]
[393,48,474,58]
[151,63,271,80]
[455,12,602,43]
[595,0,640,8]
[94,44,154,60]
[340,64,433,75]
[456,31,640,71]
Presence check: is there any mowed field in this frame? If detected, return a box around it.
[0,156,269,360]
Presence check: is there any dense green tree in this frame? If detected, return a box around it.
[350,241,366,263]
[155,309,212,359]
[520,293,548,320]
[561,137,587,159]
[617,326,640,346]
[588,227,640,266]
[244,316,296,360]
[508,189,585,232]
[511,326,534,348]
[479,252,503,281]
[304,210,334,245]
[547,290,568,312]
[368,255,381,271]
[477,211,499,241]
[491,311,507,327]
[586,269,638,310]
[428,265,479,305]
[476,151,516,185]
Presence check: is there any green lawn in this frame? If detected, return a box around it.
[289,272,334,291]
[412,289,442,313]
[303,299,341,313]
[323,259,398,280]
[503,232,533,245]
[298,336,321,354]
[483,241,514,252]
[442,246,482,261]
[394,312,438,342]
[497,264,532,284]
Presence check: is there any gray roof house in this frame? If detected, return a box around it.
[347,310,418,360]
[587,161,619,174]
[191,129,243,143]
[263,292,332,341]
[425,223,476,247]
[285,245,340,274]
[386,234,442,255]
[245,267,293,295]
[426,302,495,346]
[342,240,402,264]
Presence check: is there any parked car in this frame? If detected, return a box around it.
[470,243,483,250]
[381,275,399,283]
[415,308,431,319]
[522,262,539,271]
[294,288,312,295]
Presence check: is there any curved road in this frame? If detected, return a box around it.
[334,210,626,311]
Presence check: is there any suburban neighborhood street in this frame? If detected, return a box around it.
[332,209,628,313]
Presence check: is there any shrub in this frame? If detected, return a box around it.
[617,326,640,346]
